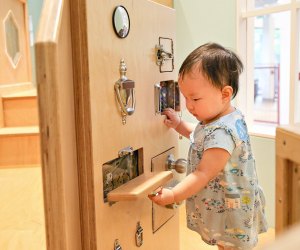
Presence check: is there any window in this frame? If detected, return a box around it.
[236,0,300,137]
[296,8,300,123]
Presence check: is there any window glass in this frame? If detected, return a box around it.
[295,10,300,124]
[249,0,290,10]
[253,12,290,125]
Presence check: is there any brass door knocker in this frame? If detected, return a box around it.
[114,59,136,124]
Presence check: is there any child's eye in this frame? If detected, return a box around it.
[193,98,201,101]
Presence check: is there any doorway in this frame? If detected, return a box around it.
[0,1,46,249]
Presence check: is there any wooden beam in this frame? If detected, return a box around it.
[69,0,97,249]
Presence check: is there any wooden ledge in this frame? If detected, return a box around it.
[107,171,173,202]
[0,126,39,136]
[2,89,37,98]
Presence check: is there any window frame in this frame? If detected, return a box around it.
[236,0,300,138]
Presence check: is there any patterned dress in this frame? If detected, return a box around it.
[186,109,268,249]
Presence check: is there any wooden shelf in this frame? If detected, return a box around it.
[107,171,173,202]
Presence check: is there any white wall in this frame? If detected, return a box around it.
[174,0,275,227]
[251,136,275,227]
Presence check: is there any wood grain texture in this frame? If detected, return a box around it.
[69,0,97,248]
[83,0,179,249]
[276,125,300,234]
[0,127,40,166]
[2,96,38,127]
[0,97,3,127]
[107,171,173,202]
[37,0,178,249]
[151,0,173,8]
[35,0,82,249]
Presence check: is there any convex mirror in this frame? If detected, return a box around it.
[113,5,130,38]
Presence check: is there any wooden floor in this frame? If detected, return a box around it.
[179,205,275,250]
[0,166,46,250]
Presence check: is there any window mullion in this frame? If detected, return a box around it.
[246,17,255,129]
[289,5,297,124]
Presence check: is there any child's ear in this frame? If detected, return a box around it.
[222,86,233,102]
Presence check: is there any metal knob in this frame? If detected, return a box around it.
[166,154,187,174]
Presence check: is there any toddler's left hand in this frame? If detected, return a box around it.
[148,187,175,206]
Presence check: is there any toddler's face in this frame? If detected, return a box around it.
[179,69,228,124]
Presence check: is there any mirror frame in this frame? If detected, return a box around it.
[112,5,130,39]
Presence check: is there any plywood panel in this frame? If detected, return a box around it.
[3,96,38,127]
[107,171,173,202]
[291,163,300,223]
[85,0,179,249]
[151,0,173,8]
[276,125,300,234]
[35,0,82,249]
[37,0,178,249]
[0,97,3,127]
[0,127,40,166]
[275,156,291,232]
[276,126,300,164]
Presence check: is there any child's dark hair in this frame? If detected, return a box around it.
[179,43,243,99]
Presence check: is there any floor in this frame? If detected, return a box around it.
[0,167,46,250]
[0,167,275,250]
[179,205,275,250]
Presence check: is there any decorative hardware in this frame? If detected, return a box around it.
[114,239,122,250]
[103,147,141,203]
[135,222,144,247]
[155,80,180,114]
[113,6,130,38]
[118,146,134,157]
[115,59,136,124]
[155,37,174,72]
[165,154,187,174]
[156,44,173,66]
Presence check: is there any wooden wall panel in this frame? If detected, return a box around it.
[85,0,179,249]
[151,0,173,8]
[37,0,179,249]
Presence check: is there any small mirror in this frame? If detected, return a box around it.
[113,5,130,38]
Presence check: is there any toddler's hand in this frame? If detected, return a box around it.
[148,187,175,206]
[161,108,180,129]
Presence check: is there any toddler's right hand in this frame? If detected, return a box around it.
[162,108,180,129]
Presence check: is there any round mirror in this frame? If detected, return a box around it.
[113,5,130,38]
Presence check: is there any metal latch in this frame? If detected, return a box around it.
[135,222,144,247]
[118,146,134,157]
[155,37,174,72]
[114,239,122,250]
[156,44,173,66]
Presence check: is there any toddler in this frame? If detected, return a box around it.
[149,43,268,250]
